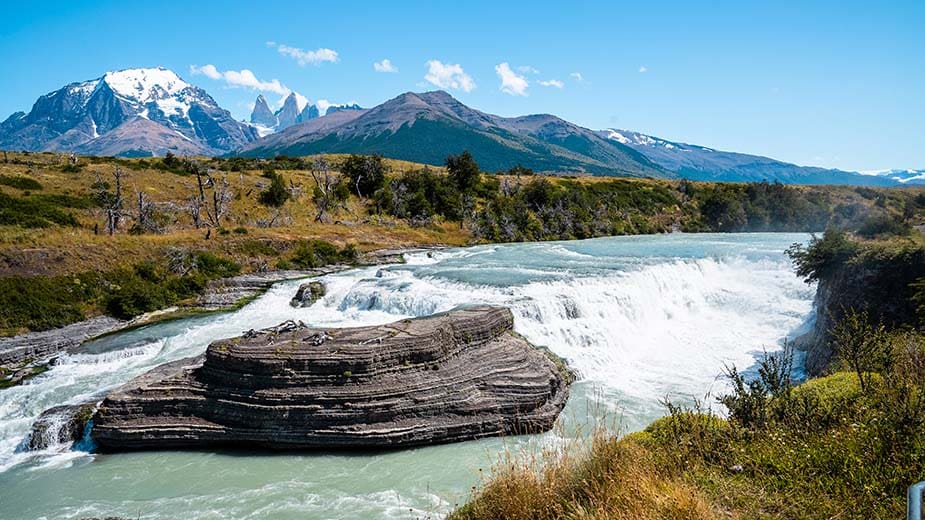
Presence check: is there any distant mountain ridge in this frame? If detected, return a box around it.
[248,94,362,136]
[0,67,257,157]
[238,91,667,177]
[0,69,914,186]
[598,129,897,186]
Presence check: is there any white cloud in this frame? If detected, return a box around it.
[517,65,540,74]
[316,99,334,114]
[190,64,221,80]
[639,66,648,73]
[424,60,476,92]
[268,42,339,66]
[190,64,290,96]
[538,79,564,89]
[570,72,584,82]
[495,62,529,96]
[373,58,398,73]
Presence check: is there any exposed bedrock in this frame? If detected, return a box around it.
[28,403,97,450]
[290,281,326,307]
[91,306,572,451]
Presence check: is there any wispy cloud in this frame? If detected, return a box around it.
[424,60,476,92]
[495,62,529,96]
[268,42,339,66]
[373,59,398,73]
[538,79,564,89]
[570,72,584,82]
[639,66,648,73]
[189,64,290,96]
[517,65,540,74]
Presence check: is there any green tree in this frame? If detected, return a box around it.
[340,154,386,198]
[259,172,290,207]
[446,151,481,194]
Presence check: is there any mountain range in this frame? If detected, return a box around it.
[598,129,898,186]
[1,67,917,186]
[238,90,665,177]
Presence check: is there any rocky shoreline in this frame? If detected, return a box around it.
[91,306,571,451]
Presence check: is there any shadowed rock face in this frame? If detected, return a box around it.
[28,403,97,450]
[91,306,571,451]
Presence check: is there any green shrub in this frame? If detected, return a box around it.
[856,214,911,238]
[289,240,357,268]
[0,192,81,228]
[0,175,43,190]
[786,228,859,282]
[259,172,290,207]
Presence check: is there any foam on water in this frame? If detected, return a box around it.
[0,233,815,519]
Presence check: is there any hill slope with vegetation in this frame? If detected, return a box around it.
[0,150,922,338]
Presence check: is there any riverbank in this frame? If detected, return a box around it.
[451,230,925,520]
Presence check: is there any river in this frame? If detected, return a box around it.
[0,233,814,519]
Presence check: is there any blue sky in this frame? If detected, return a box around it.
[2,0,922,171]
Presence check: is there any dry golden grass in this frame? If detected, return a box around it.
[0,152,469,276]
[450,426,724,520]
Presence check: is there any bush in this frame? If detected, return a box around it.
[786,228,859,282]
[289,240,358,269]
[259,172,290,207]
[0,175,42,190]
[856,214,911,238]
[0,192,81,228]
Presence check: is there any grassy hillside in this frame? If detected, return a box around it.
[0,150,922,336]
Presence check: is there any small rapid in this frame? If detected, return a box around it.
[0,233,815,519]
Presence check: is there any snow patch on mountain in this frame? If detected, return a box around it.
[103,67,188,103]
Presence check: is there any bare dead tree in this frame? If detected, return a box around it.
[134,190,155,232]
[186,195,204,229]
[310,156,339,223]
[204,175,233,227]
[94,168,127,235]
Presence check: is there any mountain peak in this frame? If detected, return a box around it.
[102,67,189,103]
[250,94,277,129]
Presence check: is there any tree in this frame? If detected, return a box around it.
[446,150,480,194]
[94,168,127,235]
[340,154,386,198]
[259,172,290,207]
[830,308,891,391]
[309,157,348,222]
[205,175,233,226]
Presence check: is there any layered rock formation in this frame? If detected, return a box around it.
[91,306,570,451]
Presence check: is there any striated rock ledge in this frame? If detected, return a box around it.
[91,306,571,451]
[0,316,125,367]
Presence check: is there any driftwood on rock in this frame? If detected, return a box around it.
[91,306,571,451]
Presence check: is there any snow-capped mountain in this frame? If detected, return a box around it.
[859,169,925,185]
[248,94,362,136]
[0,67,258,157]
[599,129,898,186]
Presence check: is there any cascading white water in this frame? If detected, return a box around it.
[0,233,815,519]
